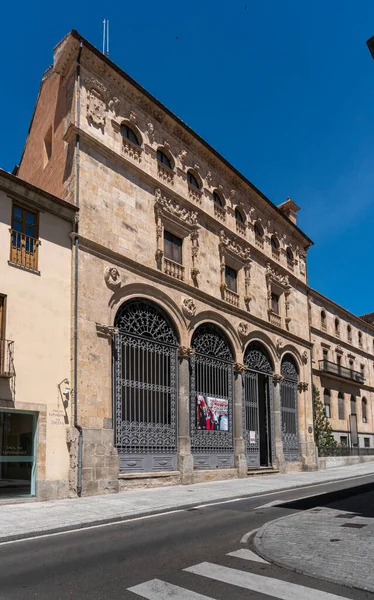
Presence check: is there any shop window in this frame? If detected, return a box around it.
[0,411,36,497]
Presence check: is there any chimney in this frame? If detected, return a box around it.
[278,197,300,225]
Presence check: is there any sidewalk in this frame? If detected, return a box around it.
[0,462,374,544]
[254,480,374,593]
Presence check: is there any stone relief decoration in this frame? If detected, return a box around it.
[129,111,137,123]
[336,345,343,354]
[266,262,292,330]
[219,230,251,262]
[178,346,196,357]
[234,362,246,374]
[146,122,155,142]
[206,171,213,187]
[182,298,197,319]
[273,373,284,385]
[178,149,188,169]
[85,77,108,130]
[95,323,118,337]
[276,338,284,357]
[190,230,200,281]
[104,266,121,290]
[302,350,308,364]
[299,252,306,276]
[266,263,290,288]
[298,382,309,392]
[238,322,249,339]
[154,189,198,225]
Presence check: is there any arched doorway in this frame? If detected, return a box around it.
[190,324,234,469]
[244,341,274,467]
[114,299,179,472]
[280,354,300,461]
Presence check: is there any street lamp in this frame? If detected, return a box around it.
[366,36,374,59]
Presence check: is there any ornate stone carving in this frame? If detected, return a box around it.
[85,77,108,129]
[95,323,118,337]
[206,171,213,187]
[238,322,249,339]
[266,263,290,288]
[298,382,309,392]
[178,149,188,166]
[104,266,121,290]
[302,350,308,364]
[178,346,196,357]
[299,252,306,276]
[182,298,197,319]
[219,230,251,262]
[336,345,343,354]
[129,111,137,123]
[155,189,198,226]
[273,373,284,385]
[234,362,246,374]
[276,338,284,356]
[146,122,155,142]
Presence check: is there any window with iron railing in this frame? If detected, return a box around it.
[10,205,40,272]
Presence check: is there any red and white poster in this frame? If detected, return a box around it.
[196,395,229,431]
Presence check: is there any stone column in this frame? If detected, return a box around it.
[273,374,285,473]
[298,381,317,470]
[234,363,247,478]
[177,346,194,484]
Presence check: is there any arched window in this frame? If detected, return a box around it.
[187,171,200,189]
[335,318,340,337]
[120,122,140,146]
[324,389,331,418]
[190,324,234,468]
[235,208,245,223]
[213,191,223,207]
[254,222,263,238]
[362,398,367,423]
[321,310,326,330]
[113,299,179,472]
[157,148,172,169]
[358,331,363,348]
[338,392,345,420]
[350,395,356,415]
[286,247,294,262]
[347,324,352,342]
[271,235,280,250]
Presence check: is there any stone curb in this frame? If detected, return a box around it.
[1,471,373,544]
[253,511,372,593]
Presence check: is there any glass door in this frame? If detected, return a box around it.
[0,411,36,497]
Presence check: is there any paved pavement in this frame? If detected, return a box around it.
[0,461,374,543]
[254,487,374,593]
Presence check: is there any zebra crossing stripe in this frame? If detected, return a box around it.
[227,548,269,564]
[184,562,349,600]
[128,578,214,599]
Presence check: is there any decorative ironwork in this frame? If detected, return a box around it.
[190,324,234,468]
[244,341,273,373]
[114,300,178,472]
[319,359,365,384]
[243,342,274,467]
[280,355,300,462]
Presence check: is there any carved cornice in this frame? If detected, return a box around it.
[219,230,251,262]
[155,188,198,228]
[266,263,290,289]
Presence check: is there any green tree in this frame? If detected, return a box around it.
[313,386,337,448]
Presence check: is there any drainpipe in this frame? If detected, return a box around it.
[73,41,83,497]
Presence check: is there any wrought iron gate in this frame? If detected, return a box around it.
[190,324,234,469]
[114,299,178,473]
[280,355,300,461]
[243,342,274,467]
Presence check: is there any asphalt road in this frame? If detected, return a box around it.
[0,474,373,600]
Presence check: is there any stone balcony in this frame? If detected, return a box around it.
[164,257,185,281]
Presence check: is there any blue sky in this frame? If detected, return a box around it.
[2,0,374,316]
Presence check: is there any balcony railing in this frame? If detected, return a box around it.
[188,184,202,204]
[0,340,15,378]
[255,235,264,249]
[164,258,185,281]
[269,311,282,328]
[157,163,175,185]
[236,221,246,237]
[214,203,226,222]
[9,230,40,272]
[319,359,365,384]
[122,139,142,162]
[222,287,239,307]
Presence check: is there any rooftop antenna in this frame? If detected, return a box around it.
[102,19,109,57]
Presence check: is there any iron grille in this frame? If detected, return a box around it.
[114,300,178,472]
[190,324,234,468]
[280,356,300,461]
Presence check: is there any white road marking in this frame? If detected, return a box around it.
[239,527,259,543]
[227,548,269,564]
[185,562,349,600]
[128,578,214,599]
[254,500,283,509]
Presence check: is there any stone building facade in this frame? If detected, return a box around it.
[310,291,374,449]
[0,169,76,499]
[16,31,317,496]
